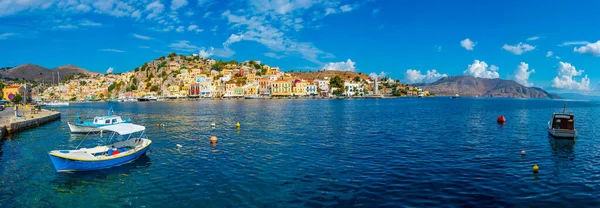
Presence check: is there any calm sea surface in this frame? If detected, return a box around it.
[1,98,600,207]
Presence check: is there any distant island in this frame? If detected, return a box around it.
[416,76,561,99]
[0,53,559,101]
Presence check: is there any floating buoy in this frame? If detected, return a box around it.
[210,136,218,143]
[521,150,526,156]
[236,122,240,128]
[497,115,506,124]
[176,144,182,148]
[533,164,539,173]
[211,123,216,127]
[157,123,165,127]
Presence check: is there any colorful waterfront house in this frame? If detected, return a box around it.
[271,80,292,97]
[306,85,318,96]
[268,75,279,81]
[245,85,258,95]
[293,81,308,96]
[224,82,236,98]
[189,83,201,97]
[233,87,244,97]
[343,82,363,96]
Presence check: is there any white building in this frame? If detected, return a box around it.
[343,82,363,96]
[306,85,318,96]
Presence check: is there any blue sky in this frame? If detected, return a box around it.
[1,0,600,93]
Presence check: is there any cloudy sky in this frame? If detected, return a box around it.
[1,0,599,93]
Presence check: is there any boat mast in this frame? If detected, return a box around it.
[563,102,566,113]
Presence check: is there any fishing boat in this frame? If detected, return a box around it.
[46,101,70,106]
[67,108,132,133]
[137,97,150,102]
[244,94,264,99]
[48,123,152,172]
[548,103,576,139]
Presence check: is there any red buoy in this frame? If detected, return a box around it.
[497,115,506,124]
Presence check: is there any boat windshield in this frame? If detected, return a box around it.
[552,114,574,130]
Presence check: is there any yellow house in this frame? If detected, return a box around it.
[293,81,308,96]
[3,85,24,101]
[271,80,292,96]
[245,85,258,95]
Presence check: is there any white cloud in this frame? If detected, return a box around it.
[552,62,591,91]
[57,24,78,29]
[139,46,151,49]
[184,11,194,16]
[169,40,198,52]
[203,11,212,18]
[106,67,114,74]
[322,59,356,71]
[175,26,185,32]
[198,47,214,58]
[264,52,284,59]
[340,4,354,12]
[403,69,447,84]
[187,24,203,33]
[463,60,499,79]
[512,62,535,87]
[98,48,125,53]
[559,41,590,46]
[555,56,560,60]
[460,38,476,50]
[146,1,165,19]
[80,19,102,27]
[132,33,152,40]
[526,36,540,41]
[574,40,600,56]
[546,51,553,57]
[369,72,387,80]
[502,42,535,55]
[171,0,187,10]
[0,33,16,40]
[197,0,213,6]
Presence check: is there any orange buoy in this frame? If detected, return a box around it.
[497,115,506,124]
[210,136,218,143]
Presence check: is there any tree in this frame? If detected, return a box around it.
[150,85,159,92]
[330,76,344,88]
[353,76,360,82]
[13,94,22,103]
[168,52,177,58]
[80,81,87,86]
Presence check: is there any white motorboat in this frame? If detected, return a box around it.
[46,101,70,106]
[451,94,460,99]
[548,103,576,139]
[67,108,132,133]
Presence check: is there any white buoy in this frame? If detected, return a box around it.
[176,144,182,148]
[211,123,216,127]
[521,150,526,156]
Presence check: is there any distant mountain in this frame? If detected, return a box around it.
[417,76,560,99]
[554,93,600,101]
[0,64,98,83]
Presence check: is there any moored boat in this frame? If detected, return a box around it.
[451,94,460,98]
[46,101,70,106]
[548,103,576,139]
[244,94,264,99]
[49,123,152,172]
[67,108,132,133]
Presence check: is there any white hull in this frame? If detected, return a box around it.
[548,128,576,139]
[47,102,69,106]
[68,122,100,133]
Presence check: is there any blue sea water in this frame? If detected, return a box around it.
[1,98,600,207]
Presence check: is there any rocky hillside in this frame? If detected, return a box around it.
[290,70,370,81]
[0,64,97,83]
[418,76,560,99]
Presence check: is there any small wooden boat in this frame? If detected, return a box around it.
[49,123,152,172]
[67,107,132,133]
[548,103,576,139]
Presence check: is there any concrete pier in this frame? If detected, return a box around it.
[0,106,61,138]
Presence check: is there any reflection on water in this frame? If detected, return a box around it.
[549,137,576,159]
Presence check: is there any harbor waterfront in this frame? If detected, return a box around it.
[2,98,600,206]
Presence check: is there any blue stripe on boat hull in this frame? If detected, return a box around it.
[48,145,151,172]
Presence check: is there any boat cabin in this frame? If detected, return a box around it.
[550,113,574,130]
[93,116,124,125]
